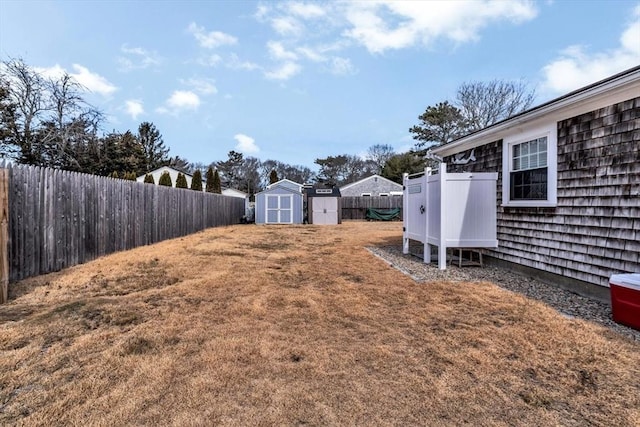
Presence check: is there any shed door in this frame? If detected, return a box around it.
[266,194,293,224]
[312,197,338,225]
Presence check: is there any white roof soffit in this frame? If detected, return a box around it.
[432,66,640,156]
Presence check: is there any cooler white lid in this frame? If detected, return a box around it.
[610,273,640,290]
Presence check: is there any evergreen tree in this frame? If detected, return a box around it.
[138,122,170,173]
[269,169,279,184]
[205,166,215,193]
[212,169,222,194]
[144,173,155,184]
[158,171,172,186]
[175,172,188,188]
[191,169,203,191]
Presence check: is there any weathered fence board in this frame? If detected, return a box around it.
[341,196,403,220]
[5,164,245,283]
[0,169,9,303]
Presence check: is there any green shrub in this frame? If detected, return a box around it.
[110,171,119,179]
[176,173,188,188]
[191,170,203,191]
[144,174,155,184]
[158,171,172,187]
[212,169,222,194]
[205,167,215,193]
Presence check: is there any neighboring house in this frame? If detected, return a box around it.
[340,174,403,197]
[255,183,304,224]
[430,66,640,297]
[136,166,200,188]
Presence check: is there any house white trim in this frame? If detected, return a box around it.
[431,66,640,158]
[501,124,558,207]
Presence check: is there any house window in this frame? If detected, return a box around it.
[510,137,548,200]
[379,193,389,197]
[361,193,372,197]
[502,125,557,207]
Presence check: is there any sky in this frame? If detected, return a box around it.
[1,0,639,170]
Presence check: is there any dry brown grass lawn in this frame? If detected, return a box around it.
[1,222,639,426]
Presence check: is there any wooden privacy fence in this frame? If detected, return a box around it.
[0,163,246,297]
[341,196,403,220]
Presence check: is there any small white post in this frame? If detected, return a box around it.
[402,172,409,254]
[438,162,447,270]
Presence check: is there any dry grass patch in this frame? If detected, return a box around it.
[1,222,639,426]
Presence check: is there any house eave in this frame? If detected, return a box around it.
[432,66,640,157]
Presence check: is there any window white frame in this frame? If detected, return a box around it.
[379,193,389,197]
[502,124,557,207]
[361,193,372,197]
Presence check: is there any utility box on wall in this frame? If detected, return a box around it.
[402,163,498,269]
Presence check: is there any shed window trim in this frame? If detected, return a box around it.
[502,125,557,207]
[361,193,372,197]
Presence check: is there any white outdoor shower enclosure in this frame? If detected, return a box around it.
[403,163,498,269]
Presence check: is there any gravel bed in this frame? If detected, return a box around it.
[368,245,640,342]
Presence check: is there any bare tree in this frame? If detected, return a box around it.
[0,58,104,168]
[0,58,48,163]
[366,144,395,174]
[456,79,535,131]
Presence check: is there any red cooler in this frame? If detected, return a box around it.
[610,273,640,330]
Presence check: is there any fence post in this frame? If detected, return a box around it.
[0,168,9,303]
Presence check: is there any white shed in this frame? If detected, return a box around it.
[255,184,304,224]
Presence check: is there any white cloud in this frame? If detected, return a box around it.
[187,22,238,48]
[157,90,200,115]
[197,54,223,67]
[69,64,118,96]
[330,57,356,75]
[167,90,200,109]
[343,0,538,54]
[118,44,161,71]
[267,41,298,60]
[234,133,260,154]
[227,53,261,71]
[541,4,640,94]
[34,64,66,80]
[296,46,326,62]
[264,61,302,80]
[287,2,326,19]
[272,16,304,36]
[125,99,144,120]
[182,77,218,95]
[36,64,117,96]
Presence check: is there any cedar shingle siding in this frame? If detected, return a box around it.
[445,97,639,287]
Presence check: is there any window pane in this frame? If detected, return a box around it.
[513,145,520,157]
[513,158,520,170]
[267,196,278,209]
[280,196,291,209]
[539,152,547,167]
[510,167,548,200]
[521,143,529,155]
